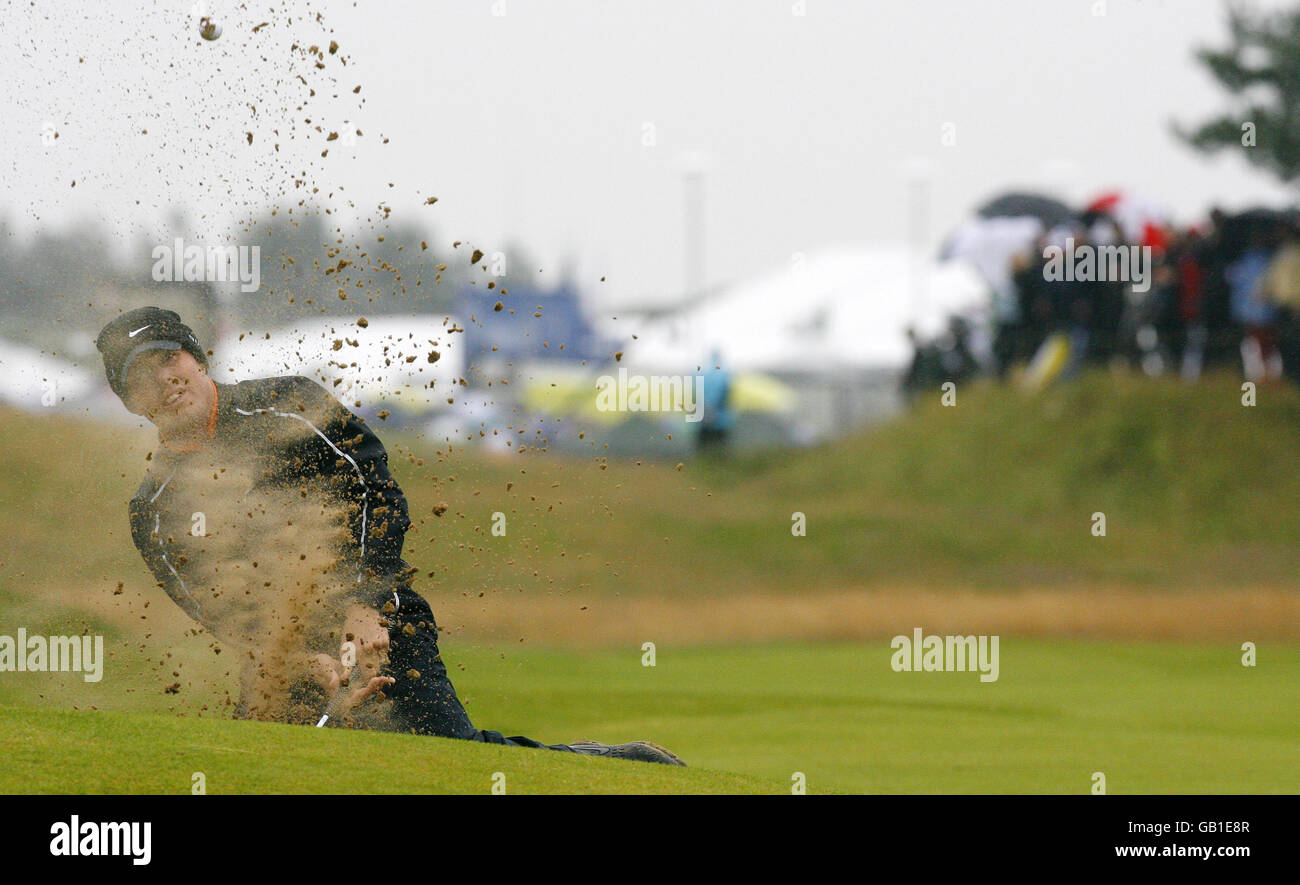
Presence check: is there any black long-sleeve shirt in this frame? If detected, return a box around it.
[127,375,412,642]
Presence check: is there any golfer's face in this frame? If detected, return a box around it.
[123,349,209,426]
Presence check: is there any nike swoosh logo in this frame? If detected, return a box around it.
[128,325,153,337]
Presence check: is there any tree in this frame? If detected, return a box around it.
[1174,2,1300,183]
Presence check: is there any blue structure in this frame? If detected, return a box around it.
[455,282,621,366]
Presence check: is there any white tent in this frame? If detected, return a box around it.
[211,315,466,411]
[0,338,97,411]
[618,247,989,373]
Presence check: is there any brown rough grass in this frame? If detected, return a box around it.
[425,584,1300,647]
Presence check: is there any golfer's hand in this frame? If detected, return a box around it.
[311,652,395,715]
[310,606,396,714]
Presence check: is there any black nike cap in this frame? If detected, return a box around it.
[96,306,208,400]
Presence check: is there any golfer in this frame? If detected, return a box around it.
[96,306,684,766]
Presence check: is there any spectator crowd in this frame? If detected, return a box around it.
[904,200,1300,399]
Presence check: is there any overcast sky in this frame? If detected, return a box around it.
[3,0,1296,312]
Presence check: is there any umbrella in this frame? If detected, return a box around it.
[1085,190,1171,250]
[976,192,1076,229]
[1218,207,1289,252]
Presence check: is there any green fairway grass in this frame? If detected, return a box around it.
[2,639,1295,794]
[0,706,769,794]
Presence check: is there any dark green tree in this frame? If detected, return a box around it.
[1175,2,1300,182]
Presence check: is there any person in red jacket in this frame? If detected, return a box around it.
[96,306,684,766]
